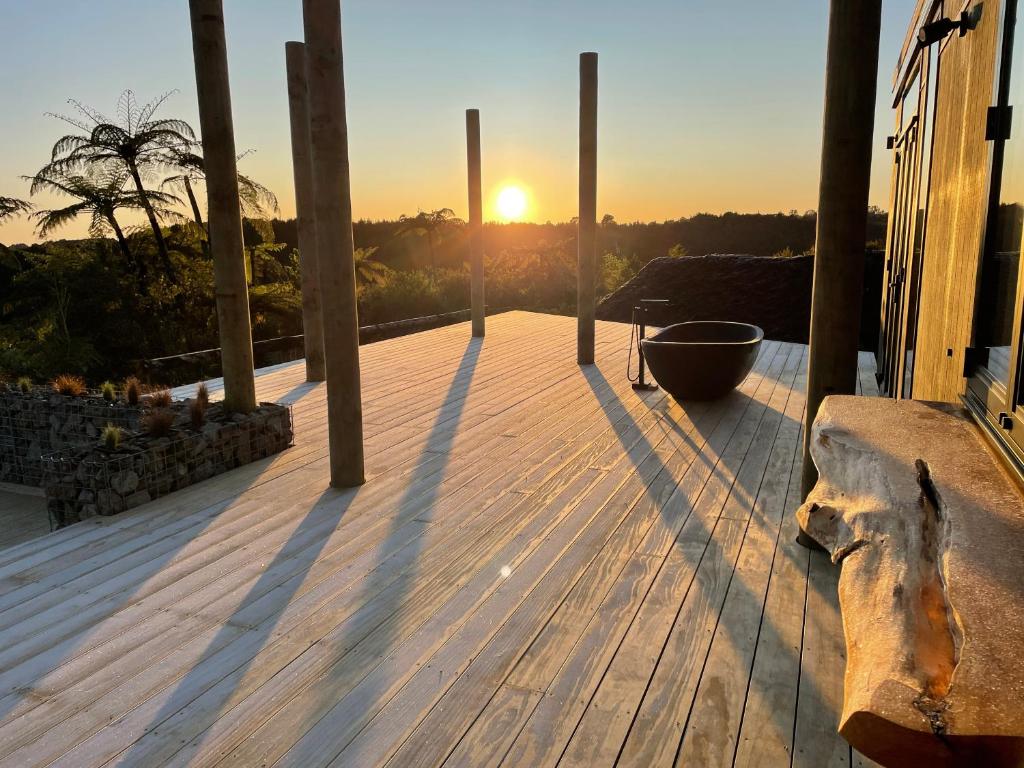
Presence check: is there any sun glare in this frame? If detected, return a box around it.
[495,185,529,221]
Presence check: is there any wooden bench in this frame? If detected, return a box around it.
[797,396,1024,767]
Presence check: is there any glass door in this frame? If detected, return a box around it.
[902,44,939,398]
[968,0,1024,464]
[878,76,921,397]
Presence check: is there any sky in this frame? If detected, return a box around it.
[0,0,915,244]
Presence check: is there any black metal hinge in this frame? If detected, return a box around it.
[987,105,1013,141]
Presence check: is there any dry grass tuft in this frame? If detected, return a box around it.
[124,376,142,406]
[143,408,176,437]
[52,374,87,397]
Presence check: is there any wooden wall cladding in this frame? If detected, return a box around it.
[913,0,1002,402]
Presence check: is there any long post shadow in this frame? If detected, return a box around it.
[111,340,480,765]
[576,351,831,763]
[111,485,353,766]
[290,338,482,761]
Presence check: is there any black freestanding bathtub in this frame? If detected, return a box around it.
[641,321,764,401]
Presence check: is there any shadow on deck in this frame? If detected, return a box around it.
[0,311,879,767]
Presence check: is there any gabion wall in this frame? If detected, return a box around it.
[43,403,293,528]
[0,390,142,487]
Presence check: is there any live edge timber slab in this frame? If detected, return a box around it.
[797,396,1024,768]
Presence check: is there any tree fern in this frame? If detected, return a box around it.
[42,90,196,276]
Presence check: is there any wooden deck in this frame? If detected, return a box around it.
[0,311,880,767]
[0,486,48,550]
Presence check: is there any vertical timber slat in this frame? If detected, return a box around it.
[285,41,327,382]
[577,52,598,365]
[467,109,485,338]
[187,0,257,414]
[801,0,882,498]
[302,0,365,487]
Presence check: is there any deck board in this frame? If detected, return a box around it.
[0,312,873,767]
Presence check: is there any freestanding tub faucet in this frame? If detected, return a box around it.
[631,299,670,391]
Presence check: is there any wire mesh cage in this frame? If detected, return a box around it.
[41,402,293,529]
[0,389,142,487]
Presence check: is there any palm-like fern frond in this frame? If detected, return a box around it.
[165,145,279,219]
[34,201,93,237]
[0,197,33,223]
[25,167,182,239]
[239,173,279,217]
[354,247,392,287]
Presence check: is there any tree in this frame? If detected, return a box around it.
[354,247,391,287]
[163,146,279,234]
[396,208,464,269]
[0,197,32,223]
[42,90,195,276]
[26,166,180,281]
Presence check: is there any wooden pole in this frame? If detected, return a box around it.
[188,0,257,413]
[801,0,882,499]
[285,41,327,382]
[577,52,598,365]
[302,0,365,487]
[466,109,485,338]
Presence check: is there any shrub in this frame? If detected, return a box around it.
[143,408,176,438]
[101,423,122,450]
[189,398,206,430]
[52,374,87,397]
[124,376,142,406]
[196,381,210,408]
[147,389,173,408]
[16,376,32,394]
[100,381,117,402]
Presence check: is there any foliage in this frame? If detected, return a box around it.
[354,247,392,287]
[195,381,209,408]
[189,398,206,430]
[274,210,886,274]
[100,380,116,401]
[101,423,122,450]
[42,90,197,275]
[0,223,301,383]
[667,244,688,258]
[124,376,142,405]
[0,197,32,223]
[17,376,31,394]
[25,166,181,282]
[147,388,172,408]
[395,209,464,269]
[358,268,468,326]
[52,373,86,396]
[163,145,279,227]
[143,408,175,437]
[601,251,640,294]
[0,207,889,386]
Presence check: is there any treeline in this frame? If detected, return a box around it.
[271,208,890,272]
[0,208,889,385]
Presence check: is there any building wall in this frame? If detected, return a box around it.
[912,0,1002,401]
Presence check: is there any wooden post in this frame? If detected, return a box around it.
[302,0,365,487]
[577,52,598,365]
[801,0,882,500]
[285,41,327,382]
[467,109,485,338]
[188,0,257,413]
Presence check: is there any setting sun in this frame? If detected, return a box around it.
[495,185,529,221]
